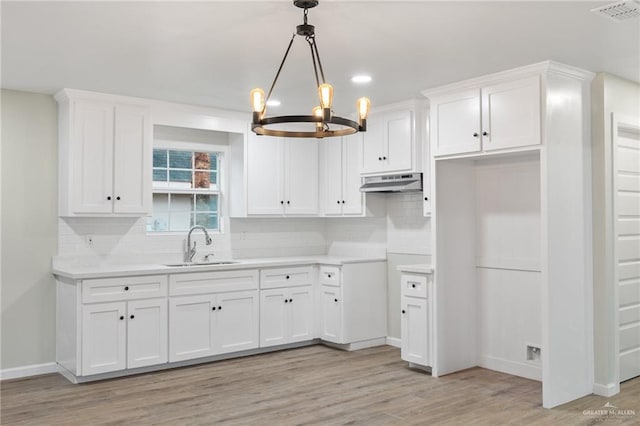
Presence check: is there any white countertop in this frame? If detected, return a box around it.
[396,264,434,274]
[52,255,387,280]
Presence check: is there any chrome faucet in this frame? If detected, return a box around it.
[185,225,212,262]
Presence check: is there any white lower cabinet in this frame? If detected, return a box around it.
[401,297,428,365]
[260,286,314,347]
[57,261,387,382]
[399,272,432,368]
[81,297,167,376]
[319,285,343,343]
[318,263,387,346]
[169,290,259,362]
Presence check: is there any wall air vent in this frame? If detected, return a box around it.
[591,0,640,22]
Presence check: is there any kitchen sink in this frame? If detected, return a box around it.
[164,261,239,267]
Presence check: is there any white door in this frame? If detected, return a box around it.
[284,138,319,215]
[431,89,481,156]
[401,296,429,366]
[113,105,152,214]
[71,100,114,214]
[342,133,363,215]
[168,295,216,362]
[323,138,344,215]
[289,286,314,343]
[361,116,385,174]
[481,75,541,152]
[320,286,342,343]
[614,116,640,382]
[247,134,284,215]
[384,109,413,172]
[260,288,288,347]
[127,298,168,369]
[214,291,259,354]
[81,302,126,375]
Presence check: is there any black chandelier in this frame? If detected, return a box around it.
[250,0,370,138]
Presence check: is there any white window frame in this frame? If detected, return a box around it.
[149,141,229,234]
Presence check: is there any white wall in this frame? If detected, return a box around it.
[592,73,640,394]
[1,90,58,370]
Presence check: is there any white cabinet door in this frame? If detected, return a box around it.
[289,286,314,343]
[247,135,284,215]
[127,298,168,369]
[323,138,344,215]
[401,296,429,366]
[384,109,413,172]
[260,288,288,348]
[284,138,318,215]
[431,89,481,156]
[169,295,216,362]
[319,285,342,343]
[214,291,259,354]
[342,133,363,215]
[481,75,541,152]
[71,100,115,214]
[113,105,152,214]
[361,117,385,174]
[82,302,126,375]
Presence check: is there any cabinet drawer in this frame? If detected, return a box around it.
[170,269,258,296]
[260,266,314,289]
[82,275,167,303]
[318,266,341,286]
[401,274,429,298]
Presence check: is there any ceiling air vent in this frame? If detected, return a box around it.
[592,0,640,22]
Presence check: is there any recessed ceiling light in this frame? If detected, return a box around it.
[266,99,281,107]
[351,75,372,84]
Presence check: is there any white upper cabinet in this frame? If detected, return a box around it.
[429,75,541,157]
[247,134,318,216]
[360,101,424,175]
[322,133,363,216]
[56,89,152,217]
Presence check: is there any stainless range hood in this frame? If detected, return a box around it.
[359,173,423,193]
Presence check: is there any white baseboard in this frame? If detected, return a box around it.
[0,362,58,381]
[479,355,542,381]
[593,382,620,397]
[386,336,401,348]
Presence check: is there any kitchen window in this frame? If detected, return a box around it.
[147,148,221,232]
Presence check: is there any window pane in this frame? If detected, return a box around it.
[194,171,210,189]
[169,150,192,169]
[169,212,192,232]
[194,152,211,170]
[210,171,217,185]
[209,154,218,171]
[169,170,192,183]
[153,193,169,211]
[196,194,218,212]
[153,169,167,182]
[153,149,167,168]
[194,213,218,230]
[170,194,193,212]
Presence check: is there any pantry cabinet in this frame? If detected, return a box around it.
[55,89,152,216]
[322,133,363,216]
[360,101,425,175]
[247,134,318,215]
[429,75,541,157]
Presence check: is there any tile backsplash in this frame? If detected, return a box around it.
[56,193,430,264]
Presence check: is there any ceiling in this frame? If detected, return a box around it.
[2,1,639,116]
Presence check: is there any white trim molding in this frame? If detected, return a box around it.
[593,382,620,397]
[386,336,401,348]
[0,362,58,381]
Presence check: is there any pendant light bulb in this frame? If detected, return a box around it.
[357,97,371,120]
[312,106,323,130]
[318,83,334,109]
[250,88,266,114]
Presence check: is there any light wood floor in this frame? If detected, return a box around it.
[1,345,639,425]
